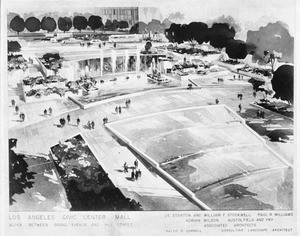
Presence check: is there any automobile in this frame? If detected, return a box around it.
[89,39,102,44]
[61,38,82,44]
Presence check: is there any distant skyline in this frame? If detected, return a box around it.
[5,0,296,36]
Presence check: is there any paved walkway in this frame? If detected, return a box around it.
[9,84,293,211]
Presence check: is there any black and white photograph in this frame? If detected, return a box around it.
[0,0,298,235]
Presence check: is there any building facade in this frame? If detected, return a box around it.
[97,7,139,26]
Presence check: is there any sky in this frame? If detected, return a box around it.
[4,0,296,35]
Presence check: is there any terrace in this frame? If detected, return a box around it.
[106,105,292,210]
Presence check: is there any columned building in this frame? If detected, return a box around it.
[97,7,139,26]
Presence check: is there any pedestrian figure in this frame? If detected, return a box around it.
[256,110,261,118]
[240,93,243,100]
[215,98,219,104]
[11,99,15,107]
[15,105,19,114]
[135,170,139,180]
[253,91,257,98]
[49,107,52,116]
[44,109,47,117]
[123,162,128,173]
[76,118,80,126]
[137,169,141,177]
[67,114,70,124]
[87,121,91,129]
[131,170,135,180]
[118,106,122,114]
[115,106,119,114]
[238,104,242,113]
[128,99,131,104]
[134,159,138,169]
[233,75,236,80]
[91,121,95,129]
[19,113,25,122]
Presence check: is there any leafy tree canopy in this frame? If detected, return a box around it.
[73,16,88,31]
[41,17,56,32]
[271,65,293,104]
[58,17,72,32]
[25,17,41,32]
[10,15,25,34]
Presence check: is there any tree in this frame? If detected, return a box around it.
[225,39,247,60]
[25,17,41,32]
[9,139,35,205]
[88,15,103,32]
[105,19,113,30]
[165,23,187,44]
[209,23,235,49]
[209,15,241,32]
[41,17,56,32]
[119,21,129,29]
[147,19,165,34]
[73,16,87,32]
[162,18,173,29]
[58,17,72,32]
[112,20,120,30]
[271,65,293,104]
[246,21,294,64]
[130,21,148,34]
[185,22,209,44]
[10,16,25,35]
[8,41,21,54]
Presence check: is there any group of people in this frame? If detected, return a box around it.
[43,107,52,117]
[233,74,244,80]
[123,159,142,181]
[11,99,25,122]
[115,106,122,114]
[86,120,95,129]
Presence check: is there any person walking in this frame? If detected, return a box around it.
[67,114,70,124]
[11,99,15,107]
[123,162,128,173]
[115,106,119,114]
[238,103,242,113]
[91,121,95,129]
[131,170,135,181]
[215,98,219,104]
[87,121,91,129]
[253,91,257,98]
[77,117,80,126]
[44,109,47,117]
[135,170,139,180]
[15,105,19,114]
[118,106,122,114]
[134,159,138,169]
[48,107,52,116]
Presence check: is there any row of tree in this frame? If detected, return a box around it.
[165,22,247,59]
[10,15,130,34]
[130,19,173,34]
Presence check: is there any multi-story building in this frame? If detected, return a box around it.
[96,7,139,26]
